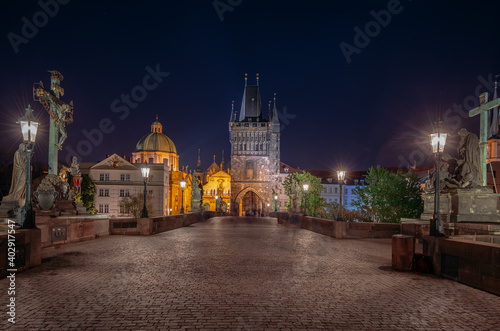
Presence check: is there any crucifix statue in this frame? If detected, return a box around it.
[468,91,500,186]
[33,70,74,175]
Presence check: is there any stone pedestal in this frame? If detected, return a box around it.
[0,199,20,218]
[392,234,415,271]
[421,187,500,223]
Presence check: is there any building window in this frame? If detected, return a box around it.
[328,187,332,193]
[99,189,104,197]
[119,189,129,197]
[98,204,103,213]
[149,157,154,163]
[148,190,153,198]
[104,189,109,197]
[100,173,109,181]
[120,205,129,214]
[120,174,130,181]
[104,205,109,213]
[334,187,338,194]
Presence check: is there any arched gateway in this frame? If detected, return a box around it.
[229,74,281,216]
[234,188,265,216]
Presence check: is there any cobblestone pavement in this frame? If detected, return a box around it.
[2,217,500,330]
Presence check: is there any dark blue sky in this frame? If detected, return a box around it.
[2,0,500,172]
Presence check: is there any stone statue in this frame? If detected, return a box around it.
[69,156,81,176]
[457,128,481,188]
[431,129,483,192]
[191,176,202,212]
[4,144,27,206]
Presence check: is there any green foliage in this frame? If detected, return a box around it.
[81,174,96,214]
[352,166,423,223]
[282,171,324,216]
[316,200,372,222]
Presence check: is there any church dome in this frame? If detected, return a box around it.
[134,118,177,154]
[207,155,220,173]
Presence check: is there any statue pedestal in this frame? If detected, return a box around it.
[421,187,500,223]
[0,199,20,218]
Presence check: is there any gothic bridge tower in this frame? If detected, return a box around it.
[229,74,281,216]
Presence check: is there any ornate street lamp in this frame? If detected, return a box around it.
[338,170,346,221]
[180,177,186,214]
[18,105,39,229]
[429,120,447,236]
[141,166,150,218]
[274,194,278,212]
[214,194,219,212]
[302,183,309,216]
[73,174,82,196]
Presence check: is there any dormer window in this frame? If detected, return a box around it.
[284,168,289,173]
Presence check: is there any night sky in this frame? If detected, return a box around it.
[2,0,500,173]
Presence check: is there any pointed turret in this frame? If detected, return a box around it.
[229,101,235,122]
[272,93,280,130]
[238,73,263,121]
[220,150,225,171]
[196,148,202,172]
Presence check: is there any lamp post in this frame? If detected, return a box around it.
[274,194,278,212]
[337,170,346,221]
[180,178,186,214]
[18,105,39,229]
[214,194,219,212]
[430,120,447,236]
[302,183,309,216]
[141,166,150,218]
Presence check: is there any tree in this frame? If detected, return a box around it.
[352,166,423,222]
[81,174,96,214]
[282,171,323,216]
[119,193,153,218]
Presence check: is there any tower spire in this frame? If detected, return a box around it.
[220,150,225,171]
[229,100,235,122]
[197,148,201,169]
[272,92,280,126]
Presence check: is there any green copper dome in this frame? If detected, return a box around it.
[135,133,177,153]
[134,118,177,154]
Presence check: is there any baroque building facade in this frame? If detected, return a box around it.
[86,117,191,217]
[229,75,281,215]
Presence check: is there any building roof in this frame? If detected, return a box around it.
[134,119,177,154]
[207,155,220,173]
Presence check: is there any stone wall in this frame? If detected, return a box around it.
[425,236,500,296]
[0,229,41,279]
[276,212,400,239]
[37,214,110,249]
[110,211,220,236]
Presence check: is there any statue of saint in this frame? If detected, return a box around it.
[69,156,81,176]
[4,144,27,205]
[191,176,202,212]
[457,128,481,188]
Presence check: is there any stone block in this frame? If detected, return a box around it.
[483,276,500,295]
[458,269,483,289]
[392,234,415,271]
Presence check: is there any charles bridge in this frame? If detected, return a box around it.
[1,215,500,330]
